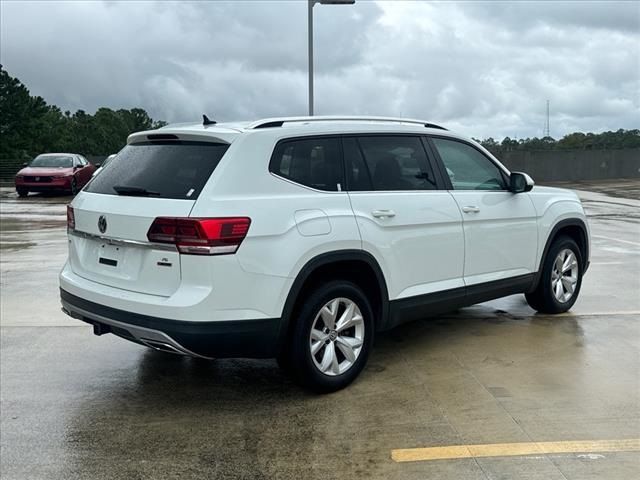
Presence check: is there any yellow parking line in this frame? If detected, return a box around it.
[391,439,640,463]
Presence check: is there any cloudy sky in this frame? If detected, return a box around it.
[1,0,638,139]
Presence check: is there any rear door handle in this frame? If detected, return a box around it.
[461,206,480,213]
[372,209,396,218]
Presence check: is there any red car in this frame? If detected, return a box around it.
[15,153,96,197]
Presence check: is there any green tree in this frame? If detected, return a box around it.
[1,65,167,160]
[0,65,50,160]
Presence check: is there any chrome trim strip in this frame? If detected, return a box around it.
[61,301,213,359]
[68,229,177,252]
[268,172,348,194]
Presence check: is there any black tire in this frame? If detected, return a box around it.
[70,178,78,195]
[16,188,28,197]
[276,348,294,374]
[289,280,374,393]
[526,235,583,314]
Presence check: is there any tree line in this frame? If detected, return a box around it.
[0,65,167,161]
[1,65,638,163]
[475,130,640,158]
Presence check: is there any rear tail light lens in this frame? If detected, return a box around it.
[147,217,251,255]
[67,205,75,230]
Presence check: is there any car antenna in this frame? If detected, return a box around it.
[202,114,217,126]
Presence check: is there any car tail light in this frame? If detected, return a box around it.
[67,205,75,230]
[147,217,251,255]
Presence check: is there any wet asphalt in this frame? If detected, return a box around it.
[1,181,639,479]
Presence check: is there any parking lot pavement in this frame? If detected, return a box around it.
[1,183,639,480]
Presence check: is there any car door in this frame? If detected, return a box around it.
[71,156,82,184]
[76,156,92,186]
[428,136,538,287]
[72,156,83,185]
[345,135,465,303]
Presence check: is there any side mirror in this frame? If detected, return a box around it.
[510,172,534,193]
[22,162,28,167]
[94,163,102,168]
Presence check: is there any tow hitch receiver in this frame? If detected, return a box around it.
[93,322,111,336]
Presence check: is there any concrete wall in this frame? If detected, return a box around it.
[498,148,640,182]
[2,149,639,184]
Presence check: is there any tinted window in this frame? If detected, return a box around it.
[270,137,342,191]
[85,141,229,199]
[432,138,507,191]
[343,137,373,191]
[102,155,115,168]
[356,136,437,191]
[30,155,73,168]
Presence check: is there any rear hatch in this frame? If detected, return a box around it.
[68,136,231,296]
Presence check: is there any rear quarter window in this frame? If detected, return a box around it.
[269,137,342,191]
[85,141,229,199]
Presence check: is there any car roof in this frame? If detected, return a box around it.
[128,116,466,145]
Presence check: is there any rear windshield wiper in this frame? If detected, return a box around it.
[112,185,160,197]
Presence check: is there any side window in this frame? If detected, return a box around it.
[73,157,81,167]
[270,137,342,191]
[343,137,372,191]
[431,138,507,191]
[356,136,437,191]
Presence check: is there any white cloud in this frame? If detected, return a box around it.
[1,0,638,139]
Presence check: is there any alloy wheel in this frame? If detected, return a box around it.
[551,248,579,303]
[309,297,365,376]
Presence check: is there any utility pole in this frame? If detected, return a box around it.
[308,0,314,116]
[308,0,355,116]
[544,99,550,138]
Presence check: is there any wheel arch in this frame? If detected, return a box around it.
[531,218,589,292]
[276,250,389,353]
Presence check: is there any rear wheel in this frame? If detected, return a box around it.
[16,188,28,197]
[288,280,374,393]
[526,236,583,314]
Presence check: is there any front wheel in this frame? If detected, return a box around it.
[16,188,28,197]
[526,236,583,314]
[70,178,78,195]
[288,281,374,393]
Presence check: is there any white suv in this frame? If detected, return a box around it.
[60,116,590,392]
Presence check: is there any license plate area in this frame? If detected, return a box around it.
[69,233,182,297]
[98,244,123,268]
[99,257,118,267]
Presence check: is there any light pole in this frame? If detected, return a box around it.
[308,0,355,116]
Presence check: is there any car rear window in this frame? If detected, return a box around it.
[85,141,229,199]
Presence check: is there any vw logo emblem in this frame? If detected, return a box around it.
[98,215,107,234]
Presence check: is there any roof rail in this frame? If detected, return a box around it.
[248,116,447,130]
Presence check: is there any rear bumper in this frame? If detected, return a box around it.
[60,289,281,359]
